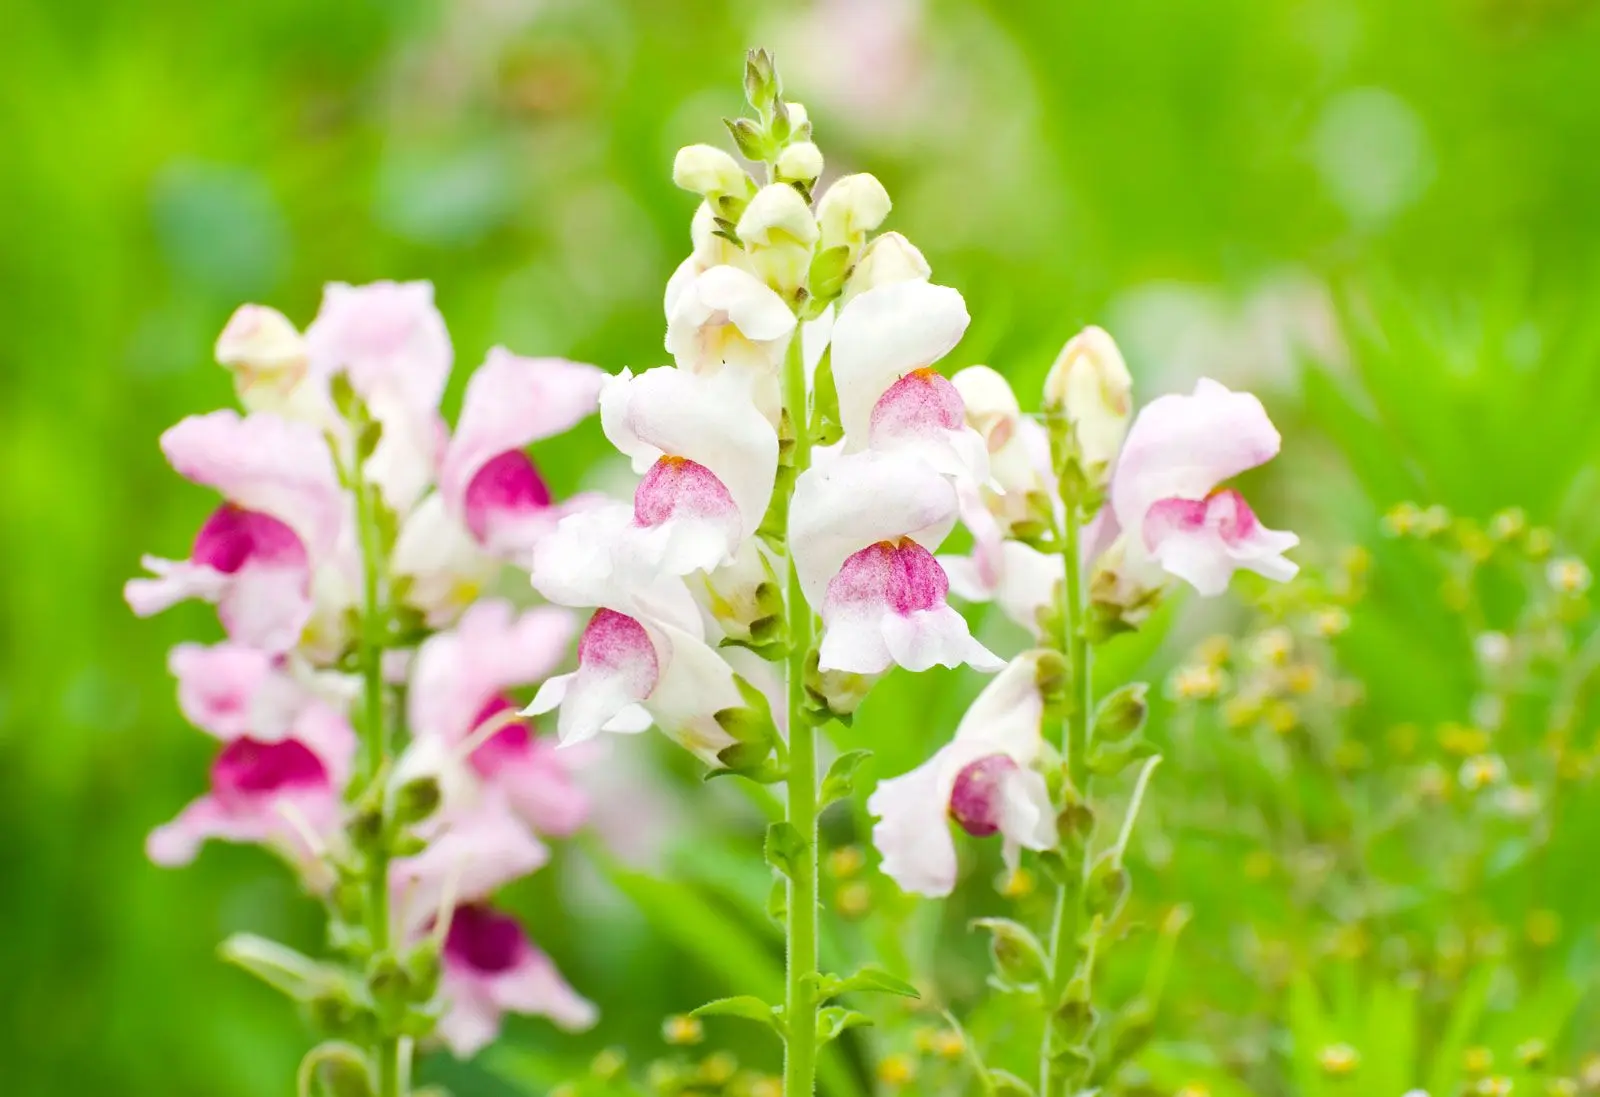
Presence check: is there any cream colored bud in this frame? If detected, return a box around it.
[776,141,823,183]
[736,182,818,247]
[216,304,304,374]
[951,365,1021,452]
[786,101,811,132]
[215,304,312,414]
[816,173,891,248]
[843,231,930,301]
[1045,325,1133,478]
[672,143,749,197]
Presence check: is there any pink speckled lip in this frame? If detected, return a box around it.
[210,736,328,806]
[192,504,308,573]
[1142,488,1260,552]
[869,367,965,447]
[443,903,529,975]
[464,449,552,543]
[827,537,951,617]
[948,753,1019,838]
[633,455,739,529]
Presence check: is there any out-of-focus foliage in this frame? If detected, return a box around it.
[4,0,1600,1095]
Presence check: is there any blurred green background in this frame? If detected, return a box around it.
[6,0,1600,1095]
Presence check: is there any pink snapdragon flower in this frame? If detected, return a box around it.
[147,699,357,871]
[393,349,606,624]
[599,366,779,574]
[1106,378,1297,595]
[525,608,742,765]
[305,281,452,514]
[830,280,987,481]
[791,450,1000,674]
[391,801,550,935]
[124,412,347,652]
[434,903,597,1057]
[868,652,1057,896]
[401,601,589,836]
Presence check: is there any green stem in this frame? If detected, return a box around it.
[781,332,819,1096]
[352,438,403,1097]
[1040,502,1091,1097]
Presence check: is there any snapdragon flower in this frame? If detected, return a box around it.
[869,652,1058,897]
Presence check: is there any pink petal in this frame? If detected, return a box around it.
[304,281,452,414]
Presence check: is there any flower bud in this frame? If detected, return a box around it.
[216,304,310,413]
[737,183,819,247]
[1044,325,1133,482]
[672,143,751,198]
[842,231,930,301]
[1093,682,1149,741]
[786,101,811,135]
[951,365,1022,453]
[816,173,891,250]
[776,141,823,185]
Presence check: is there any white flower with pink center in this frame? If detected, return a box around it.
[791,450,1000,675]
[830,280,988,482]
[401,601,588,837]
[433,903,597,1057]
[868,652,1057,897]
[1107,377,1298,595]
[147,701,357,872]
[526,607,744,765]
[124,411,347,653]
[306,280,453,513]
[391,349,605,625]
[599,365,779,575]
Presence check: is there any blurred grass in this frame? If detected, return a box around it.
[4,0,1600,1094]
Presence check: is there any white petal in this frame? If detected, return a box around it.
[790,451,959,608]
[867,748,960,898]
[881,606,1003,674]
[953,651,1051,764]
[831,281,970,446]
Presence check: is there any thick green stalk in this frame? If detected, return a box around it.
[352,446,403,1097]
[780,333,819,1096]
[1040,502,1091,1097]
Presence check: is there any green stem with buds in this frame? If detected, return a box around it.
[1040,500,1092,1097]
[351,437,404,1097]
[781,333,820,1096]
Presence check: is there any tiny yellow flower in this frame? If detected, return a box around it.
[1490,508,1527,541]
[1477,1076,1513,1097]
[1172,664,1224,701]
[1283,662,1320,695]
[836,881,871,918]
[1251,627,1295,666]
[931,1029,965,1059]
[1265,699,1300,735]
[1517,1039,1549,1068]
[1460,754,1507,791]
[1382,502,1421,537]
[750,1078,783,1097]
[1318,1043,1360,1075]
[1439,723,1491,756]
[590,1048,626,1080]
[1464,1046,1494,1074]
[1549,557,1592,595]
[1223,694,1264,730]
[1313,607,1350,638]
[1417,762,1451,800]
[826,845,866,879]
[912,1026,939,1053]
[1419,504,1451,536]
[662,1014,704,1046]
[1196,634,1233,666]
[1545,1079,1578,1097]
[1523,914,1561,946]
[876,1053,916,1087]
[999,866,1036,899]
[698,1051,739,1084]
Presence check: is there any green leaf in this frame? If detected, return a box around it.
[764,821,806,879]
[692,995,784,1035]
[834,965,921,1000]
[819,750,872,808]
[816,1006,873,1046]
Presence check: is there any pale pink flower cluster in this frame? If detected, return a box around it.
[875,330,1299,897]
[525,173,1006,763]
[125,283,601,1055]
